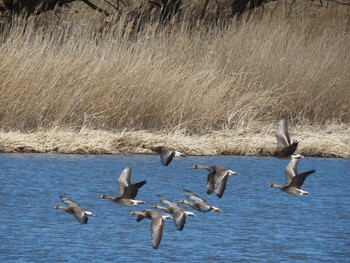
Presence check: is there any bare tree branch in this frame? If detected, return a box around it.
[327,0,350,5]
[103,0,124,11]
[81,0,110,16]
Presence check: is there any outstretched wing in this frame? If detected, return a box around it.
[172,208,186,231]
[151,216,164,249]
[60,195,80,207]
[121,180,147,199]
[290,169,316,188]
[183,189,207,203]
[214,172,229,198]
[118,166,132,196]
[206,172,215,194]
[160,147,175,166]
[277,141,298,157]
[276,117,291,148]
[157,194,179,207]
[285,155,303,185]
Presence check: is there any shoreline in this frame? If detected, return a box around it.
[0,125,349,158]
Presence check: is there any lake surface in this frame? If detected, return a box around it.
[0,153,349,262]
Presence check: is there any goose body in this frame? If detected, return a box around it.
[269,154,316,195]
[179,189,221,212]
[153,194,194,231]
[100,166,147,205]
[192,165,238,198]
[54,195,94,224]
[274,117,299,158]
[143,145,186,166]
[130,209,170,249]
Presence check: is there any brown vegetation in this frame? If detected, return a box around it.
[0,1,349,156]
[0,125,349,157]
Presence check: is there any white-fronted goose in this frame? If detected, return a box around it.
[100,166,147,206]
[143,145,186,166]
[130,209,171,250]
[192,165,238,198]
[54,195,94,224]
[179,189,221,212]
[274,116,299,158]
[153,194,194,231]
[268,154,316,195]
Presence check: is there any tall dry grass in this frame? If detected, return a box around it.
[0,2,349,134]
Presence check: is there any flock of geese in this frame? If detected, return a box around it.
[54,117,316,249]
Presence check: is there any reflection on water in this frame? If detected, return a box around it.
[0,153,349,262]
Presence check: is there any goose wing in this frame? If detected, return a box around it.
[121,180,147,199]
[276,117,291,148]
[183,189,208,203]
[214,171,230,198]
[118,166,132,196]
[206,172,215,194]
[157,194,179,207]
[150,214,164,249]
[289,169,316,188]
[277,141,298,157]
[160,147,176,166]
[60,195,80,207]
[172,207,186,231]
[285,158,300,185]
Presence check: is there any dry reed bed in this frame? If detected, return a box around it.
[0,4,349,156]
[0,124,349,157]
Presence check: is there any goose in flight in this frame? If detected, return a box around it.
[130,209,171,250]
[274,116,299,158]
[268,154,316,195]
[100,166,147,205]
[143,145,186,166]
[153,194,195,231]
[54,195,94,224]
[179,189,221,212]
[192,165,238,198]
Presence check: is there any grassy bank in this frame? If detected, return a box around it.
[0,2,349,156]
[0,124,349,157]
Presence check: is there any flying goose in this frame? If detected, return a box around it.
[143,145,186,166]
[153,194,195,231]
[179,189,221,212]
[274,116,299,158]
[100,166,147,205]
[54,195,94,224]
[130,209,171,250]
[268,154,316,195]
[192,165,238,198]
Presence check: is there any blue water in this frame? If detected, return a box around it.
[0,153,349,262]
